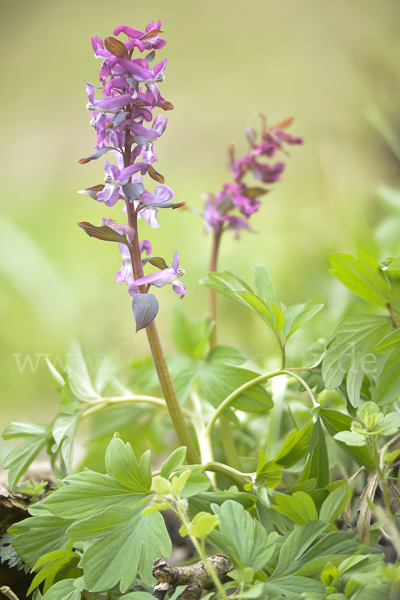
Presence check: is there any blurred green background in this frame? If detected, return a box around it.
[1,0,400,452]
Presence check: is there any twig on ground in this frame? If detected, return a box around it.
[152,555,234,600]
[0,587,21,600]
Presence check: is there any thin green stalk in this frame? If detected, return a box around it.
[206,368,319,436]
[276,335,286,370]
[152,461,250,488]
[209,226,222,348]
[175,504,230,600]
[203,461,252,489]
[386,302,398,329]
[81,395,195,422]
[208,226,242,470]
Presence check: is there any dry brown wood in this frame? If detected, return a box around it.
[152,555,234,600]
[0,587,20,600]
[0,483,29,538]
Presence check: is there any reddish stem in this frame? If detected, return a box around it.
[209,225,222,348]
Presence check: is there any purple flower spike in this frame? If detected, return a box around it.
[81,22,186,309]
[128,251,186,298]
[203,114,303,237]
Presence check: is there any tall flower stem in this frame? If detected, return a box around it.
[124,176,200,464]
[209,226,222,348]
[146,320,200,464]
[208,226,242,471]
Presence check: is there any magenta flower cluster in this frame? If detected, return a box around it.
[203,115,303,238]
[79,22,186,299]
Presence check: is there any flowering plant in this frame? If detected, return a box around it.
[2,19,400,600]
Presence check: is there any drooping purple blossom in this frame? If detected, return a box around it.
[203,198,252,238]
[116,239,153,288]
[96,160,148,207]
[128,251,186,298]
[138,185,176,228]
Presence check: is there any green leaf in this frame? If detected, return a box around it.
[41,579,80,600]
[28,550,79,594]
[207,345,248,365]
[66,505,135,541]
[265,577,325,598]
[43,470,149,519]
[252,264,277,304]
[297,419,329,489]
[94,355,119,394]
[9,515,74,569]
[319,408,375,469]
[211,501,276,572]
[3,423,53,490]
[174,345,273,413]
[376,347,400,406]
[200,274,250,310]
[333,431,366,446]
[52,412,81,475]
[256,502,289,535]
[272,421,313,468]
[286,304,324,340]
[293,530,382,575]
[379,412,400,435]
[230,583,265,599]
[118,594,155,600]
[359,402,381,426]
[170,470,192,496]
[142,502,169,515]
[187,491,256,518]
[78,221,131,246]
[256,461,282,489]
[270,303,285,334]
[236,291,274,328]
[3,422,49,440]
[319,485,352,523]
[160,446,187,478]
[208,271,249,293]
[64,340,99,401]
[172,364,199,407]
[79,507,171,592]
[171,308,213,358]
[179,467,211,497]
[59,378,81,414]
[153,477,171,496]
[329,251,400,311]
[273,492,318,525]
[322,314,391,407]
[186,512,220,540]
[222,270,254,293]
[105,436,152,494]
[270,520,328,579]
[198,362,272,413]
[45,358,66,392]
[374,328,400,353]
[228,567,255,586]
